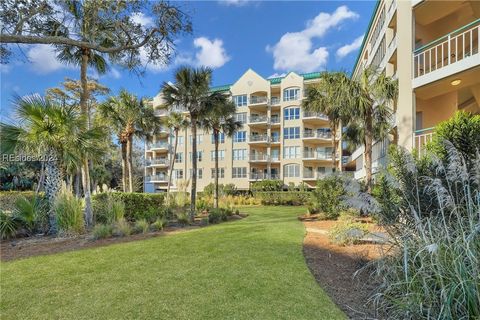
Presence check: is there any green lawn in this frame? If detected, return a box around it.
[0,206,345,319]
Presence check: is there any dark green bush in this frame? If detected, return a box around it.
[254,191,310,206]
[0,210,20,239]
[203,183,238,197]
[92,192,164,222]
[251,180,283,192]
[311,175,346,219]
[208,208,227,224]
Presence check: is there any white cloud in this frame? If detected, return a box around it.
[193,37,230,68]
[109,67,121,79]
[26,44,73,74]
[218,0,250,7]
[0,64,11,74]
[267,6,359,73]
[267,72,287,79]
[131,12,153,27]
[336,34,364,59]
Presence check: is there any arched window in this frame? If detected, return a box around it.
[283,87,300,101]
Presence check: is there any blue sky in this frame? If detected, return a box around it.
[0,1,375,120]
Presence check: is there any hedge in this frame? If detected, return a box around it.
[253,191,310,206]
[0,191,44,212]
[92,192,165,222]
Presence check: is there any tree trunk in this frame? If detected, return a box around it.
[79,49,93,227]
[127,136,134,192]
[74,170,81,197]
[36,161,45,194]
[190,116,197,220]
[331,125,337,172]
[166,129,179,205]
[44,150,62,235]
[214,129,219,209]
[364,108,374,193]
[121,141,128,192]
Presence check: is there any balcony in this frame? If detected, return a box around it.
[249,154,269,162]
[249,172,280,181]
[148,142,169,151]
[302,111,329,123]
[249,96,268,105]
[413,19,479,87]
[248,115,269,126]
[414,127,435,157]
[303,152,333,161]
[146,174,168,182]
[270,135,281,143]
[146,158,169,167]
[387,33,397,62]
[270,116,281,126]
[270,97,281,106]
[302,171,326,181]
[248,134,270,144]
[303,131,332,141]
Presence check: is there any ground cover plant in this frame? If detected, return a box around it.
[0,206,345,320]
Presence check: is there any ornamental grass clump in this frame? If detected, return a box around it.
[356,144,480,319]
[54,187,84,235]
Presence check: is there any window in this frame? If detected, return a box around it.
[174,169,183,180]
[232,167,247,178]
[283,127,300,139]
[177,136,184,145]
[233,95,247,107]
[189,168,203,179]
[189,134,203,144]
[233,131,246,142]
[211,133,225,144]
[175,152,183,163]
[211,168,225,178]
[284,164,300,177]
[283,146,300,159]
[283,88,300,101]
[233,149,247,161]
[284,107,300,120]
[189,151,203,162]
[210,150,225,161]
[234,112,247,124]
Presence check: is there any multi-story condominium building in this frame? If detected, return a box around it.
[347,0,480,179]
[144,69,342,193]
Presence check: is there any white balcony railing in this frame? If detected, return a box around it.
[270,97,281,105]
[303,131,332,139]
[302,171,327,180]
[303,111,329,120]
[146,174,168,182]
[248,115,269,124]
[249,154,269,161]
[270,116,280,124]
[148,142,169,150]
[249,135,270,143]
[146,158,169,166]
[271,135,281,143]
[413,19,480,78]
[249,172,280,180]
[414,127,435,156]
[249,96,268,105]
[387,33,397,59]
[303,152,333,160]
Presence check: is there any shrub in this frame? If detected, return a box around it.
[133,218,149,234]
[196,198,209,212]
[0,211,20,239]
[13,195,47,234]
[92,224,113,239]
[93,193,125,224]
[54,188,84,235]
[208,208,227,224]
[150,217,167,231]
[311,175,346,219]
[92,192,164,222]
[0,191,44,212]
[427,111,480,168]
[113,218,131,237]
[176,212,190,226]
[329,220,369,245]
[203,183,238,197]
[254,191,310,206]
[355,145,480,319]
[251,180,283,192]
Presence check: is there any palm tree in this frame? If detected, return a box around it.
[99,91,161,192]
[343,67,398,193]
[200,100,242,208]
[163,112,189,203]
[162,66,223,219]
[303,72,350,171]
[0,95,103,232]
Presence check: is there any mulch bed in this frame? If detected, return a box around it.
[1,214,246,262]
[303,219,388,320]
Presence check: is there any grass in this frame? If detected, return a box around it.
[0,206,345,319]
